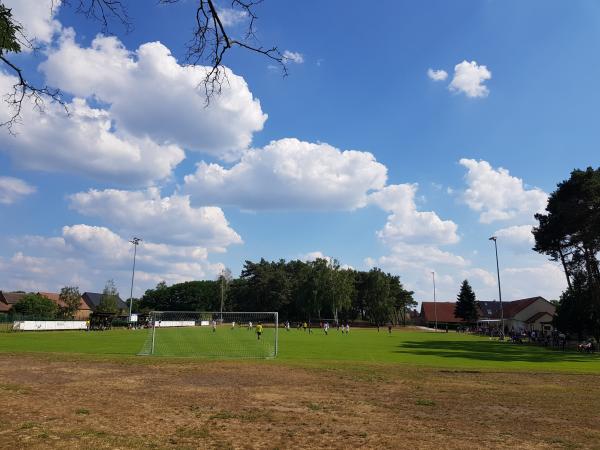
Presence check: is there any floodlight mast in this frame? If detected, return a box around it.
[220,272,224,321]
[128,237,142,322]
[432,271,437,331]
[489,236,504,340]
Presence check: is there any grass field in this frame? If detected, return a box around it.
[1,327,599,449]
[1,326,599,372]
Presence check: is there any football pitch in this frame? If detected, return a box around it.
[1,328,599,448]
[0,326,599,372]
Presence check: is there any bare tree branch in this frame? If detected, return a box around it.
[1,0,284,129]
[161,0,286,103]
[0,3,67,132]
[71,0,132,33]
[0,55,67,134]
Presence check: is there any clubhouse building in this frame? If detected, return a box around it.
[420,296,556,333]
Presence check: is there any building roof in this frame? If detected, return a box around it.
[478,297,542,319]
[421,296,551,323]
[38,292,91,311]
[477,301,503,319]
[504,297,541,317]
[420,302,466,324]
[0,291,26,305]
[524,311,554,324]
[82,292,127,310]
[38,292,66,308]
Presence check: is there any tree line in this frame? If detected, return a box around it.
[140,258,417,325]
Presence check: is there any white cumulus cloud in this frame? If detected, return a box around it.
[217,8,248,26]
[461,267,497,288]
[369,184,459,245]
[283,50,304,64]
[460,158,548,223]
[367,183,463,302]
[3,0,61,49]
[501,263,566,301]
[449,60,491,98]
[0,176,36,204]
[374,243,467,271]
[494,225,535,250]
[427,68,448,81]
[0,73,185,186]
[41,30,267,161]
[1,224,227,295]
[183,138,388,210]
[300,251,330,262]
[68,188,242,250]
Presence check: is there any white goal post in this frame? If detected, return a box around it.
[138,311,278,359]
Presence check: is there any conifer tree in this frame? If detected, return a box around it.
[454,280,479,323]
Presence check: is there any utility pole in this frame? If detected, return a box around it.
[432,271,437,331]
[489,236,504,340]
[128,237,142,323]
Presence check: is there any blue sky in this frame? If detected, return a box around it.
[0,0,598,302]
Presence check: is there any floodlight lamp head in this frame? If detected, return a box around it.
[130,237,142,245]
[489,236,497,241]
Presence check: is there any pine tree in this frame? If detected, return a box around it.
[454,280,479,323]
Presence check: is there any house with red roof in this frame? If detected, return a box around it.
[38,292,92,320]
[420,296,555,332]
[0,291,92,320]
[0,291,26,313]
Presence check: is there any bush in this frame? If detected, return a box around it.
[12,294,58,319]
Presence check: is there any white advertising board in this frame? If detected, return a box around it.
[13,321,87,331]
[153,320,196,328]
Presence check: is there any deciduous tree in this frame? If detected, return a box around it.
[12,293,58,318]
[97,279,119,314]
[59,286,82,319]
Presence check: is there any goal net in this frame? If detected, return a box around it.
[138,311,278,358]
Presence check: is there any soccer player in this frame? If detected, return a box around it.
[324,322,329,335]
[345,323,350,334]
[231,321,236,330]
[212,319,217,332]
[248,321,253,330]
[302,321,307,332]
[388,322,393,334]
[256,322,263,340]
[285,321,290,331]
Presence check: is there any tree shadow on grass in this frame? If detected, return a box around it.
[395,339,600,364]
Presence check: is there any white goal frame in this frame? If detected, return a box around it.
[138,311,279,359]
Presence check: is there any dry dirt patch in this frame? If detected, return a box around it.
[0,355,598,449]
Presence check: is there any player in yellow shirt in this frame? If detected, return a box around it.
[256,322,263,340]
